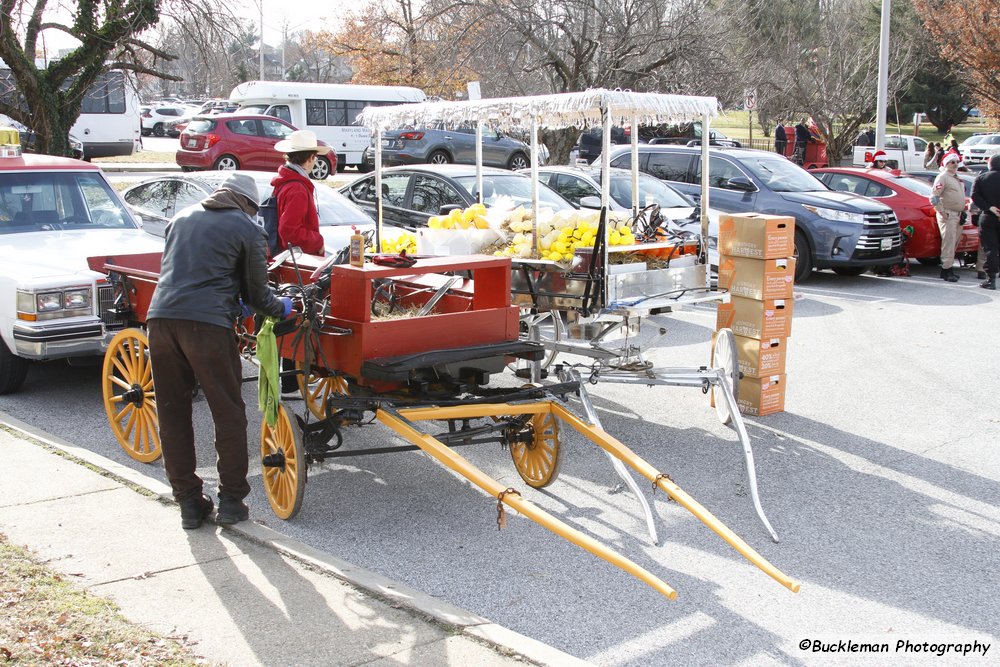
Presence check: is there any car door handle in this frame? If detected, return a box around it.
[444,136,452,140]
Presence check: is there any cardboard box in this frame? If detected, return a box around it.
[735,335,787,378]
[717,296,793,340]
[719,214,796,259]
[718,256,795,300]
[738,374,786,416]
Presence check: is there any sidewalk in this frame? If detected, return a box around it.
[0,422,591,667]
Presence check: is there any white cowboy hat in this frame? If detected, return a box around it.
[274,129,331,155]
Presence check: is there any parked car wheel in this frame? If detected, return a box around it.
[310,155,331,180]
[0,338,30,395]
[832,267,867,276]
[508,152,530,171]
[180,166,197,172]
[794,230,813,282]
[358,163,374,173]
[427,150,451,165]
[153,123,165,137]
[213,154,240,171]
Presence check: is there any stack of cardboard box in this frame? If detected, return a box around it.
[716,214,795,416]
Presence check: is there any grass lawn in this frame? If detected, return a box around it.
[0,533,211,665]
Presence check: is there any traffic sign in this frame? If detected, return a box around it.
[744,91,757,111]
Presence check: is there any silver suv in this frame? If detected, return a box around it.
[370,125,534,170]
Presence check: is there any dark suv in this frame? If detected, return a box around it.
[607,145,901,281]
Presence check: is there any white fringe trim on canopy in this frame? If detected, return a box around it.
[356,88,719,132]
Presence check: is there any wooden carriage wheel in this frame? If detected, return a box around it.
[102,328,160,463]
[510,411,561,488]
[711,328,741,427]
[295,361,348,420]
[260,405,306,520]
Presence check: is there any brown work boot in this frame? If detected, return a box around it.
[179,494,214,530]
[216,496,250,525]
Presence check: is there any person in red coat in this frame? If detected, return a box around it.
[270,130,331,256]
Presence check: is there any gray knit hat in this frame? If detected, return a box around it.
[217,173,260,209]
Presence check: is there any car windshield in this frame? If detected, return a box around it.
[982,136,1000,145]
[891,176,934,196]
[239,105,268,115]
[186,119,215,133]
[454,174,570,209]
[741,156,827,192]
[961,136,984,147]
[610,175,693,209]
[0,171,135,235]
[313,187,372,227]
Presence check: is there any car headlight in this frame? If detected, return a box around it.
[802,205,865,224]
[16,287,94,321]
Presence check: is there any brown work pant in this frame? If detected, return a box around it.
[937,209,962,269]
[147,318,251,503]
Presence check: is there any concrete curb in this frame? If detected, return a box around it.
[97,163,181,172]
[0,412,593,667]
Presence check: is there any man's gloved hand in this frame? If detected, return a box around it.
[279,297,293,318]
[239,299,252,319]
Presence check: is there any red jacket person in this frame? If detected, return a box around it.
[270,130,332,256]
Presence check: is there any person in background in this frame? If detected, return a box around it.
[972,155,1000,290]
[856,127,875,146]
[931,153,967,282]
[270,130,331,395]
[271,130,331,257]
[934,142,946,167]
[146,174,293,529]
[774,122,787,156]
[923,142,939,169]
[793,119,810,165]
[869,150,891,170]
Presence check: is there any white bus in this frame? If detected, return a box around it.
[229,81,425,170]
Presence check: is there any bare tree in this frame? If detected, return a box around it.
[0,0,249,155]
[725,0,918,161]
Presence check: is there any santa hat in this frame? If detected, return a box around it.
[871,150,887,161]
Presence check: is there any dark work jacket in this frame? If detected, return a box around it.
[148,202,285,329]
[794,124,809,144]
[972,168,1000,226]
[775,125,786,141]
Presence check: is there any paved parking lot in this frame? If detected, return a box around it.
[1,263,997,665]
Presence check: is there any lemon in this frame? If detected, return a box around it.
[552,241,567,253]
[563,252,575,262]
[428,216,442,229]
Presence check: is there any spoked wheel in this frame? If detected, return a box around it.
[510,411,561,488]
[507,310,565,375]
[296,361,348,420]
[102,329,160,462]
[712,328,740,426]
[260,404,306,520]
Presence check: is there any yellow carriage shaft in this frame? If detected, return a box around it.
[383,401,800,598]
[377,405,678,601]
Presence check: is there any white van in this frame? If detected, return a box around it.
[70,70,142,158]
[0,69,140,158]
[228,81,425,170]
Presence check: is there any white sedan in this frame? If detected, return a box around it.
[0,153,163,394]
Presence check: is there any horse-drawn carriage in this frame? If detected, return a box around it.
[89,90,799,600]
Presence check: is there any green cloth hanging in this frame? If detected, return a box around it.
[257,316,280,427]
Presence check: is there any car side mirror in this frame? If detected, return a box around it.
[727,176,756,192]
[579,196,602,210]
[439,204,463,215]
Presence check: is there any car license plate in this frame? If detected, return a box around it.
[881,238,892,250]
[381,139,391,148]
[187,139,197,148]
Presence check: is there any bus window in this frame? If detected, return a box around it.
[267,105,291,124]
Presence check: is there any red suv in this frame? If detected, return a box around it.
[176,114,335,180]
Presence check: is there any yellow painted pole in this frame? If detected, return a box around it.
[398,402,550,422]
[376,408,678,600]
[550,403,800,593]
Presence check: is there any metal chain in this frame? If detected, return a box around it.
[496,488,522,530]
[652,473,674,502]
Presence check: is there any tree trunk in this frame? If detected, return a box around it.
[29,88,77,158]
[540,127,580,166]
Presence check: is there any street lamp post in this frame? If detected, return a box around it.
[874,0,890,151]
[259,0,265,80]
